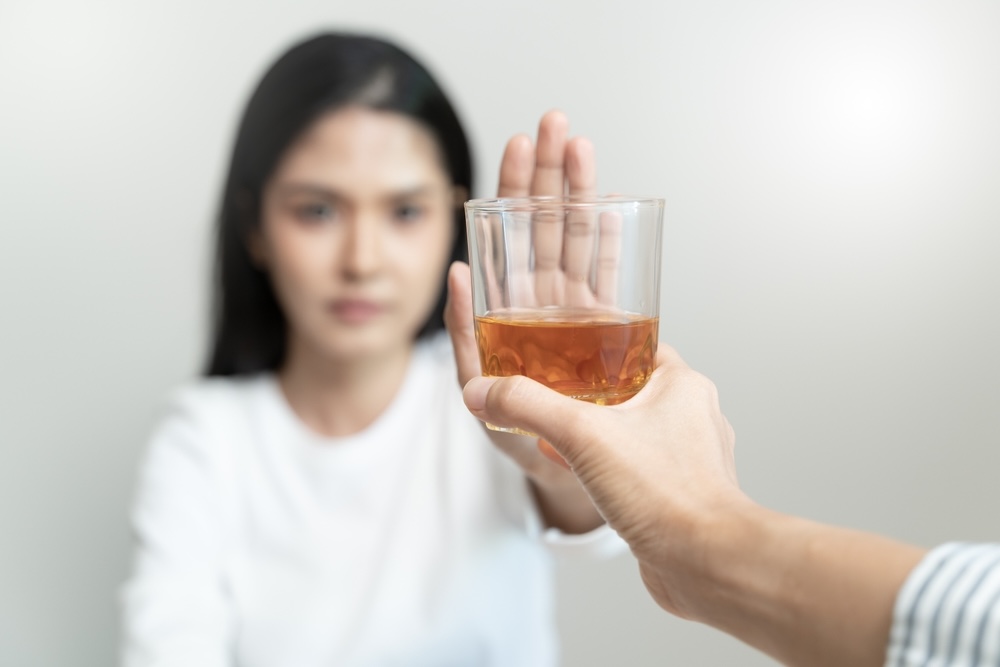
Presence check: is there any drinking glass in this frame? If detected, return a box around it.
[465,195,664,433]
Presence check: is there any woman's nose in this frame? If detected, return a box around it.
[340,215,383,280]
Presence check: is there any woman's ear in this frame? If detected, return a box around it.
[246,230,268,269]
[236,188,268,269]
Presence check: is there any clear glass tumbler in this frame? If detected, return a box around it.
[465,195,664,432]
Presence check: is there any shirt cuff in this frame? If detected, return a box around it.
[885,541,1000,667]
[540,523,629,558]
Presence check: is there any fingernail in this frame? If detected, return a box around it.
[463,376,498,412]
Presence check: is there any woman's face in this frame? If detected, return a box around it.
[255,106,456,365]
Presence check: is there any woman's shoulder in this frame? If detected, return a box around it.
[151,374,275,441]
[140,374,277,474]
[168,373,269,404]
[161,373,270,415]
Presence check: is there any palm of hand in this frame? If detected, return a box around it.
[445,111,603,469]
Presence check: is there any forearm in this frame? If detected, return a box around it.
[692,503,926,667]
[486,430,604,534]
[529,467,605,535]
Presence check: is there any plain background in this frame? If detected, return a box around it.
[2,0,999,665]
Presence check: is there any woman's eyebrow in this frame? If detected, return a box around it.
[273,182,344,199]
[272,182,442,202]
[383,185,437,202]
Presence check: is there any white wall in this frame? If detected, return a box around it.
[2,1,999,665]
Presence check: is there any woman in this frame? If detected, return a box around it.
[121,33,617,667]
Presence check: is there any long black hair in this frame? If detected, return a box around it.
[204,33,473,377]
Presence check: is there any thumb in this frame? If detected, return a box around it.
[463,374,599,469]
[444,261,482,387]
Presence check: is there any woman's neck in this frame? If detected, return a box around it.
[277,336,414,438]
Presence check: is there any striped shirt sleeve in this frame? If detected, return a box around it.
[885,542,1000,667]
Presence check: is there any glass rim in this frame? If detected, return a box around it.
[465,194,664,212]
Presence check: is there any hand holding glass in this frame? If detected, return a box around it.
[466,196,664,433]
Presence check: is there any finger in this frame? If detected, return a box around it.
[496,135,539,306]
[530,110,569,196]
[558,138,599,306]
[565,136,597,197]
[595,211,622,306]
[562,203,597,307]
[508,209,537,306]
[532,203,564,305]
[530,112,570,304]
[463,374,599,468]
[444,261,484,387]
[498,134,534,198]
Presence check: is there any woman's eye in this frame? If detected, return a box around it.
[393,204,424,223]
[294,202,335,222]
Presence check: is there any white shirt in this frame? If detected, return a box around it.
[121,333,621,667]
[885,542,1000,666]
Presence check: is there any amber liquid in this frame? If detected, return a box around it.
[474,308,658,406]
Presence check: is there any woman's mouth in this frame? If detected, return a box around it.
[327,299,385,325]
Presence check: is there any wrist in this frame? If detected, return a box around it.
[659,494,775,623]
[687,502,840,660]
[677,500,927,667]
